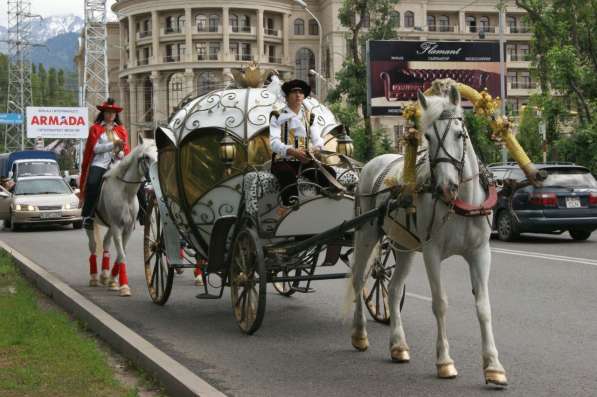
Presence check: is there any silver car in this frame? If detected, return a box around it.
[0,176,82,231]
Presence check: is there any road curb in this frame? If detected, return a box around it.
[0,240,226,397]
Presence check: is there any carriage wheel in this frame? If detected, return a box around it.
[230,226,267,334]
[143,193,174,305]
[273,269,297,297]
[362,237,405,324]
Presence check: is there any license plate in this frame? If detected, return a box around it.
[565,197,581,208]
[40,211,61,219]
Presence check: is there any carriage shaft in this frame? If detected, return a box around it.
[270,272,350,283]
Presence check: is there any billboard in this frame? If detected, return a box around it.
[0,113,23,125]
[368,40,501,116]
[26,107,89,139]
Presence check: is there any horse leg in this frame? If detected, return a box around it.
[100,229,113,286]
[86,227,98,286]
[388,251,415,362]
[351,222,381,351]
[464,244,508,386]
[112,227,131,297]
[423,249,458,379]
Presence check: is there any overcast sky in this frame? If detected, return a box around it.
[0,0,118,26]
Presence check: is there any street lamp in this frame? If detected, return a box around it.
[294,0,322,97]
[309,69,334,89]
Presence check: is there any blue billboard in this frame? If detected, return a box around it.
[0,113,24,125]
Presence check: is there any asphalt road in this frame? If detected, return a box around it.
[2,224,596,397]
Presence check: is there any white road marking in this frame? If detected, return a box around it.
[491,247,597,267]
[406,292,432,302]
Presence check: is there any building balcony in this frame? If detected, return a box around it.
[268,56,282,64]
[426,25,459,33]
[137,57,150,66]
[507,81,538,96]
[506,25,530,34]
[197,53,221,61]
[465,26,497,34]
[196,25,222,33]
[264,28,281,37]
[233,53,254,61]
[230,25,255,35]
[137,30,152,39]
[163,55,181,63]
[161,26,183,35]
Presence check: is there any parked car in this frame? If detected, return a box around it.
[0,176,82,231]
[488,162,597,241]
[0,150,60,180]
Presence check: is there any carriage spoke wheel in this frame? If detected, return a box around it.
[273,269,297,297]
[230,227,266,334]
[143,194,174,305]
[362,238,405,324]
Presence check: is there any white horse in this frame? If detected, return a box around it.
[87,137,157,297]
[350,85,507,386]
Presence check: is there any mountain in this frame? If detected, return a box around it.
[0,14,84,71]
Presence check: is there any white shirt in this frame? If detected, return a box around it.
[91,123,124,169]
[269,106,324,158]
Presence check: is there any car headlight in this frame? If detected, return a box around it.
[64,201,78,210]
[64,203,71,210]
[15,204,37,211]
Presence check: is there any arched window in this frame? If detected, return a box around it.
[390,11,400,27]
[167,73,185,115]
[229,14,239,32]
[308,19,319,35]
[438,15,449,32]
[177,16,185,32]
[427,15,436,31]
[197,71,219,96]
[208,15,219,32]
[466,16,476,33]
[295,48,316,89]
[165,16,174,32]
[196,14,207,32]
[404,11,414,28]
[507,16,517,32]
[479,16,490,33]
[294,18,305,35]
[143,77,153,122]
[239,15,250,32]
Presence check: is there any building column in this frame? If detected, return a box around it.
[128,15,137,67]
[459,10,466,33]
[119,20,126,70]
[152,10,160,64]
[150,71,162,123]
[185,7,193,62]
[128,76,138,146]
[283,13,290,64]
[184,69,195,97]
[222,7,230,61]
[257,9,264,62]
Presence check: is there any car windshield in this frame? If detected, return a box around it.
[17,161,60,177]
[543,169,597,188]
[14,179,71,195]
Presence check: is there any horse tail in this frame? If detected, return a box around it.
[93,223,103,257]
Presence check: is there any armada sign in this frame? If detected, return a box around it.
[26,107,89,138]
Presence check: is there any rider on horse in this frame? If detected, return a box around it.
[80,98,130,230]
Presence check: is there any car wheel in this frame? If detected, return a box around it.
[497,210,519,241]
[569,229,591,241]
[72,220,83,229]
[4,216,11,228]
[10,214,20,232]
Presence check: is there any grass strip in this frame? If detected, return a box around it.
[0,250,137,397]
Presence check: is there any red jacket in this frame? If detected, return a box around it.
[80,123,130,200]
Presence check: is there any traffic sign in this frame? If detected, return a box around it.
[0,113,23,125]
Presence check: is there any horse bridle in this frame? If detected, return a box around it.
[116,155,150,184]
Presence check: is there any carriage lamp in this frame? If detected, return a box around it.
[336,132,354,158]
[219,134,237,168]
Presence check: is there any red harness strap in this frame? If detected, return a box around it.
[450,184,497,216]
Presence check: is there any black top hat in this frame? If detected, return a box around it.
[282,79,311,97]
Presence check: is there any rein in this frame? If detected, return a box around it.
[115,155,148,184]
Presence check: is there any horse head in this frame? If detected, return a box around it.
[136,135,158,180]
[417,85,468,203]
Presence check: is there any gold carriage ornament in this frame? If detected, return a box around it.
[399,81,545,204]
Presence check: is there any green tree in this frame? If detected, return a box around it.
[464,112,501,164]
[328,0,400,160]
[555,121,597,173]
[516,107,543,163]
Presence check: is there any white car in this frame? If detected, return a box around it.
[0,176,82,231]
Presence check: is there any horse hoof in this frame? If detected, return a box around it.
[390,347,410,363]
[485,370,508,386]
[119,285,131,297]
[351,335,369,351]
[99,271,110,286]
[89,276,98,287]
[437,363,458,379]
[194,276,204,287]
[108,278,119,291]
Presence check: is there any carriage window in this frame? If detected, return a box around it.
[248,129,272,165]
[158,146,180,204]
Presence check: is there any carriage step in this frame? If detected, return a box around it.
[195,293,221,300]
[290,286,316,293]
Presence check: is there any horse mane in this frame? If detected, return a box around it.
[104,143,144,179]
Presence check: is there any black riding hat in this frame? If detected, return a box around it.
[282,79,311,98]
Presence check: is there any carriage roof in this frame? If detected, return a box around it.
[163,87,341,144]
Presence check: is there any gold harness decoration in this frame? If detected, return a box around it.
[282,109,312,151]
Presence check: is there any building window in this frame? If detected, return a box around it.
[209,43,220,60]
[427,15,435,31]
[229,43,239,59]
[143,77,153,122]
[390,11,400,27]
[265,17,275,35]
[165,16,174,32]
[324,47,331,78]
[167,73,185,114]
[438,15,449,32]
[294,18,305,35]
[507,16,516,33]
[479,16,490,33]
[466,16,476,33]
[196,14,207,32]
[239,15,250,32]
[197,71,219,96]
[308,19,319,35]
[295,47,316,88]
[240,42,252,60]
[208,15,219,32]
[404,11,414,28]
[178,15,185,31]
[196,42,207,60]
[142,19,150,34]
[230,14,239,32]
